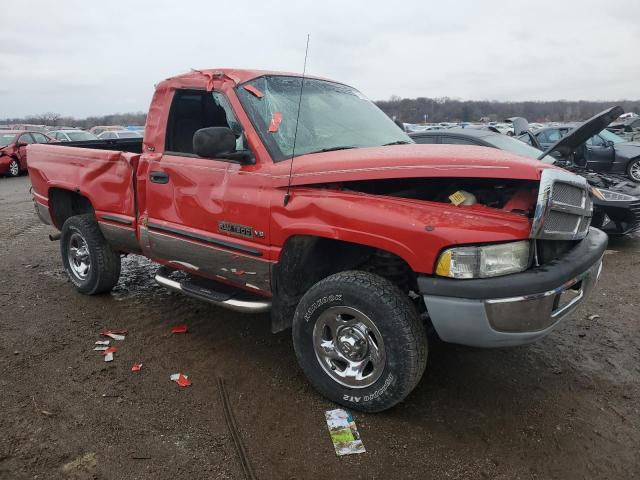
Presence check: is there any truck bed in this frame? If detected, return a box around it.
[49,137,143,154]
[28,141,140,228]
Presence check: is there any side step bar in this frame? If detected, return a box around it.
[155,267,271,314]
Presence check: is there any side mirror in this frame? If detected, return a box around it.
[193,127,254,164]
[15,141,27,148]
[605,140,615,148]
[193,127,236,158]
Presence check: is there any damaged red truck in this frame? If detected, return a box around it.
[28,69,607,411]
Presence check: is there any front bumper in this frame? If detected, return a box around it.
[418,228,607,347]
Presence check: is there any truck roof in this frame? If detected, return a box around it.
[164,68,315,86]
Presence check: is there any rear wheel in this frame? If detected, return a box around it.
[8,158,20,177]
[627,158,640,182]
[292,271,427,412]
[60,214,121,294]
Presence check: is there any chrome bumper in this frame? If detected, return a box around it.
[422,257,603,348]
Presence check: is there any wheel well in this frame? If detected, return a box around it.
[270,235,415,333]
[49,188,95,229]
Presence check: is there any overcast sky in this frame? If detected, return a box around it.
[1,0,638,118]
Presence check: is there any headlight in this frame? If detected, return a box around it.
[591,187,638,202]
[435,241,531,279]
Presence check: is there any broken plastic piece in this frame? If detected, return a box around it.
[268,112,283,133]
[101,330,127,341]
[104,352,114,362]
[587,314,600,321]
[95,340,110,346]
[131,363,143,372]
[171,324,188,334]
[325,409,365,456]
[243,84,264,98]
[102,347,118,355]
[170,373,192,388]
[93,346,109,351]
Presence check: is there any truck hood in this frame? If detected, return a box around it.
[272,144,554,188]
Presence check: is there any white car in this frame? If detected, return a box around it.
[97,130,143,139]
[49,130,99,142]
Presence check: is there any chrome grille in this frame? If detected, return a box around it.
[531,170,593,240]
[552,182,585,208]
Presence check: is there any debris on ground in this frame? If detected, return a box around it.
[587,314,600,321]
[95,340,110,346]
[170,373,192,387]
[100,329,128,341]
[604,250,619,255]
[103,347,118,362]
[93,345,109,351]
[325,409,366,456]
[131,363,143,372]
[171,324,188,334]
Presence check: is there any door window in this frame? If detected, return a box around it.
[18,133,35,144]
[588,135,605,147]
[165,89,243,155]
[31,132,49,143]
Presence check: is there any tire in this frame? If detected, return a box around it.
[292,271,427,412]
[626,158,640,182]
[8,158,20,177]
[60,214,121,294]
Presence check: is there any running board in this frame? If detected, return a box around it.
[155,267,271,313]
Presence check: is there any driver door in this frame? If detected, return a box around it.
[142,88,272,293]
[584,134,615,172]
[16,133,35,170]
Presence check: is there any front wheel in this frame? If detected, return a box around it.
[60,214,121,294]
[8,158,20,177]
[292,271,427,412]
[626,158,640,182]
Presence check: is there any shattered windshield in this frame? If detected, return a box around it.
[237,76,411,162]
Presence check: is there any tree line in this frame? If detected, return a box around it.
[0,111,147,129]
[2,98,639,128]
[375,97,640,123]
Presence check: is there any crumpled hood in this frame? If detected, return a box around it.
[271,144,556,188]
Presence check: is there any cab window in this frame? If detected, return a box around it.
[32,132,49,143]
[165,89,243,155]
[18,133,35,144]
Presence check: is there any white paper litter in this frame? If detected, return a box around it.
[104,352,114,362]
[94,346,109,351]
[95,340,110,345]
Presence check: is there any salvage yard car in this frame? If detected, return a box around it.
[524,124,640,182]
[28,69,608,412]
[0,130,55,177]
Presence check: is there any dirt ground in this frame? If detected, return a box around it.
[1,175,638,480]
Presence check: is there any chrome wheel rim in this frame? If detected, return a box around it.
[68,232,91,280]
[630,161,640,182]
[313,306,386,389]
[9,160,19,176]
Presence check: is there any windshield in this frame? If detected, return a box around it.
[66,131,98,141]
[484,134,544,160]
[237,76,411,161]
[0,133,17,147]
[597,129,625,144]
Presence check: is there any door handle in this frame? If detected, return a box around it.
[149,171,169,184]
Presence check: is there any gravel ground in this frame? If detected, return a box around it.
[0,175,638,480]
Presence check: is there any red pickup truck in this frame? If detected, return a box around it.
[28,69,607,412]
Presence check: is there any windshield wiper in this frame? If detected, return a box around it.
[382,140,412,146]
[307,146,357,154]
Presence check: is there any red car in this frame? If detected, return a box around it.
[0,130,55,177]
[27,69,607,411]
